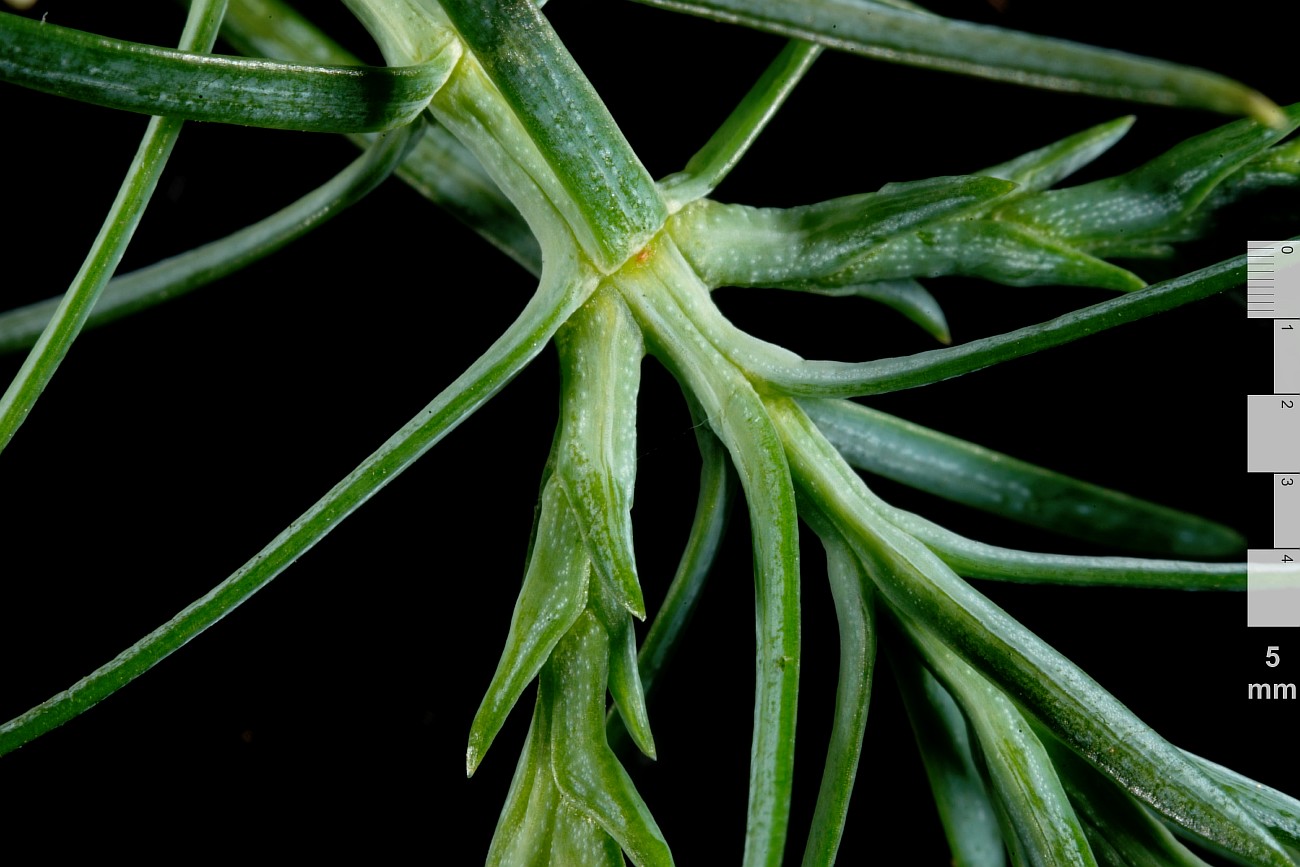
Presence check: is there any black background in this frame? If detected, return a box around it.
[1,1,1297,862]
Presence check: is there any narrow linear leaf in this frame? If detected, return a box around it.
[631,391,734,701]
[981,116,1135,193]
[555,288,647,619]
[617,243,800,867]
[0,0,227,456]
[733,250,1247,398]
[587,555,657,761]
[900,616,1098,867]
[608,391,736,751]
[440,0,666,269]
[626,0,1283,123]
[545,612,674,867]
[798,502,876,867]
[0,123,419,355]
[0,10,456,132]
[660,39,822,209]
[816,279,951,344]
[877,504,1244,590]
[770,398,1295,866]
[0,248,601,758]
[802,397,1244,557]
[467,477,592,775]
[892,647,1006,867]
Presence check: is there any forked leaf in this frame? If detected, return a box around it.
[892,649,1006,867]
[546,612,674,867]
[670,176,1014,291]
[467,477,593,775]
[726,250,1246,397]
[625,0,1283,123]
[771,399,1295,866]
[0,243,601,758]
[998,104,1300,256]
[901,618,1098,867]
[555,288,647,620]
[802,398,1243,557]
[0,10,456,132]
[617,242,801,867]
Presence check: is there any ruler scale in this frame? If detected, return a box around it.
[1247,241,1300,626]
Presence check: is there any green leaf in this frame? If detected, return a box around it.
[440,0,666,269]
[728,250,1246,397]
[980,117,1135,193]
[807,279,952,343]
[467,477,593,775]
[660,39,822,209]
[893,649,1006,867]
[998,104,1300,256]
[798,503,876,867]
[901,618,1098,867]
[802,398,1244,557]
[617,241,801,867]
[1045,736,1212,867]
[588,558,657,761]
[823,219,1144,291]
[555,289,648,619]
[670,176,1015,291]
[771,398,1295,866]
[487,689,627,867]
[1188,752,1300,858]
[876,505,1244,590]
[218,0,541,274]
[625,0,1283,123]
[488,697,563,864]
[0,0,228,456]
[0,9,456,132]
[0,245,601,758]
[0,122,419,355]
[545,611,675,867]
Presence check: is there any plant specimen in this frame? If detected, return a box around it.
[2,0,1298,863]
